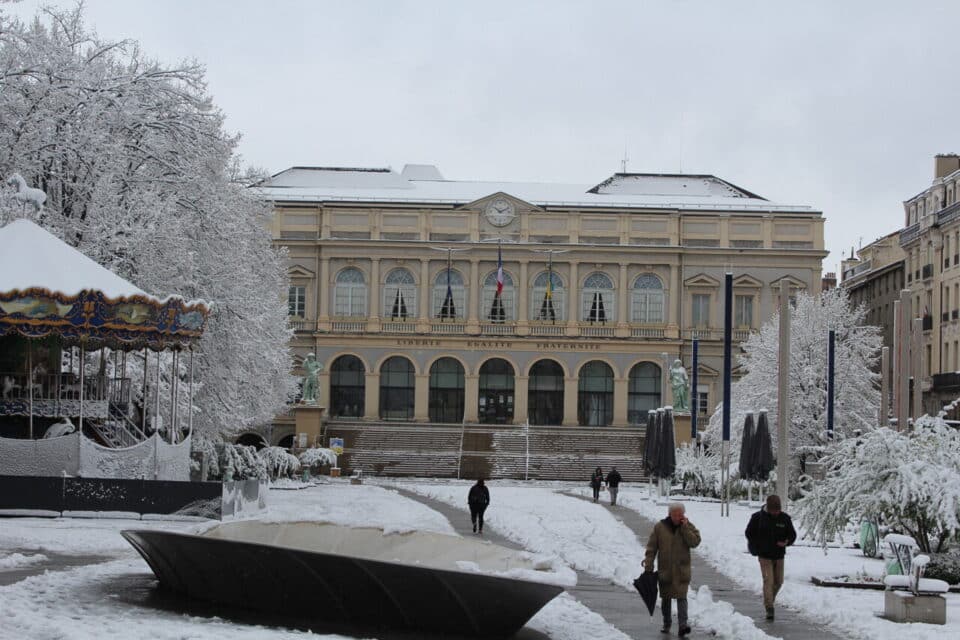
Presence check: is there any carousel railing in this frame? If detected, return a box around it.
[0,372,132,403]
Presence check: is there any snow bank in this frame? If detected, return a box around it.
[0,552,48,570]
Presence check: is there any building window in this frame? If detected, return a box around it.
[383,268,416,321]
[578,360,614,426]
[697,385,709,416]
[482,270,515,322]
[631,274,664,323]
[528,359,564,425]
[691,294,710,327]
[288,285,306,317]
[379,356,415,421]
[734,294,754,328]
[531,271,565,322]
[479,358,515,424]
[429,358,465,423]
[581,272,615,323]
[627,362,661,424]
[333,267,367,317]
[330,355,365,418]
[432,269,466,320]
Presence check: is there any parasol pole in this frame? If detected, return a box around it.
[187,347,195,438]
[777,288,791,507]
[27,339,33,439]
[721,272,733,517]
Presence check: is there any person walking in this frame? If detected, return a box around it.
[745,494,797,621]
[643,502,701,636]
[468,478,490,534]
[605,466,622,506]
[590,466,604,502]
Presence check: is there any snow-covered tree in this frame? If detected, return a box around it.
[299,447,338,471]
[257,446,301,480]
[674,443,721,497]
[0,5,295,447]
[214,443,268,481]
[795,419,960,553]
[704,289,882,467]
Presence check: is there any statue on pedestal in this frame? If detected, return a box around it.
[301,353,322,404]
[670,359,690,412]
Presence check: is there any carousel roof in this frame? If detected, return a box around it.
[0,219,149,299]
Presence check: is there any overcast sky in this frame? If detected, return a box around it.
[8,0,959,270]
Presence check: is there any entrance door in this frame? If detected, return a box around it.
[478,358,515,424]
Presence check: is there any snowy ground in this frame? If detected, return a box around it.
[1,480,957,639]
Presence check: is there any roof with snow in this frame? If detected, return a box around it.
[0,219,149,299]
[253,165,816,213]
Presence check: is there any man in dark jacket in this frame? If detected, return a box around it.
[468,478,490,534]
[745,494,797,620]
[605,466,622,506]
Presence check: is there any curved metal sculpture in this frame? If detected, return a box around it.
[123,523,565,637]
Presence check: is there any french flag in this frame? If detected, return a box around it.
[496,243,504,296]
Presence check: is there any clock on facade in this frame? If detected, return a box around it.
[484,198,516,227]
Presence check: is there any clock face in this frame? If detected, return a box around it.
[485,198,516,227]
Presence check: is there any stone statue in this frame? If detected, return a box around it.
[301,353,322,404]
[670,359,690,412]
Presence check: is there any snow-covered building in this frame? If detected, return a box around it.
[253,165,825,463]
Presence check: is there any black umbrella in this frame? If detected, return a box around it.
[738,412,756,481]
[633,571,659,615]
[643,409,657,476]
[751,410,775,482]
[658,407,676,480]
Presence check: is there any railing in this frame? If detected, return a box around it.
[899,222,920,246]
[683,328,721,340]
[630,326,665,338]
[0,372,130,402]
[431,322,466,334]
[932,371,960,391]
[529,324,564,336]
[480,323,515,335]
[288,319,314,332]
[331,320,365,333]
[734,329,753,342]
[581,325,614,337]
[381,321,416,334]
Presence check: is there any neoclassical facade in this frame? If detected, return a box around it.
[255,165,825,442]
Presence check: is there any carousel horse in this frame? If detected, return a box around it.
[6,173,47,212]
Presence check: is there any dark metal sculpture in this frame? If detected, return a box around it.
[123,527,564,637]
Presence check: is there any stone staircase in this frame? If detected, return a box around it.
[326,420,646,481]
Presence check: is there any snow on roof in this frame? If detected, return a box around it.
[0,219,149,299]
[254,166,815,213]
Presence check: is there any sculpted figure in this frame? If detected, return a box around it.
[301,353,322,403]
[670,359,689,412]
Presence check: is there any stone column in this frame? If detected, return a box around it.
[318,257,330,330]
[363,372,380,420]
[616,263,629,337]
[414,373,430,422]
[566,261,580,336]
[317,370,330,410]
[912,317,923,423]
[669,263,680,327]
[514,375,529,424]
[464,374,480,422]
[367,258,381,332]
[518,260,529,334]
[468,259,480,334]
[563,376,579,426]
[613,376,629,426]
[418,258,431,332]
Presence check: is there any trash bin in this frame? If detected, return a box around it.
[860,520,880,558]
[302,469,310,483]
[330,467,341,478]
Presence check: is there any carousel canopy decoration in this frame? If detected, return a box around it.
[0,219,210,349]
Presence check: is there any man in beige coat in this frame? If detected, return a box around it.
[643,502,701,636]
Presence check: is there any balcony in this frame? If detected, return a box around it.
[289,319,314,332]
[899,222,920,246]
[922,264,933,280]
[431,322,466,335]
[529,323,564,336]
[922,314,933,331]
[581,325,615,338]
[480,323,515,336]
[331,319,365,333]
[932,371,960,391]
[683,328,722,341]
[381,320,416,334]
[630,326,666,338]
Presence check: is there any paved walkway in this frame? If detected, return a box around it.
[0,549,114,586]
[394,487,849,640]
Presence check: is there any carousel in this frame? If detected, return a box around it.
[0,218,210,481]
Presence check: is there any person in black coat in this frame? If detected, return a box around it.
[744,494,797,620]
[590,466,604,502]
[605,466,622,506]
[468,479,490,534]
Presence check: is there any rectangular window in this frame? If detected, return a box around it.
[691,294,710,327]
[288,285,306,317]
[734,294,753,328]
[697,385,709,416]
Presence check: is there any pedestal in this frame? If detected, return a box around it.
[673,413,693,446]
[884,590,946,625]
[294,404,326,448]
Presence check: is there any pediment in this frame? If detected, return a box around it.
[457,192,542,213]
[771,275,807,290]
[288,265,315,278]
[683,273,721,288]
[732,274,763,288]
[696,362,719,377]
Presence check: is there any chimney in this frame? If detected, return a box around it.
[935,154,960,179]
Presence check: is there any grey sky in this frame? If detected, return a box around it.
[8,0,959,269]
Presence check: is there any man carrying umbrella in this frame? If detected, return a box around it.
[643,502,701,636]
[745,494,796,621]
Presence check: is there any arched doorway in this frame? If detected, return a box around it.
[277,434,294,449]
[528,359,564,425]
[429,358,465,423]
[379,356,415,421]
[578,361,613,426]
[237,432,267,449]
[330,355,365,418]
[478,358,514,424]
[628,362,661,424]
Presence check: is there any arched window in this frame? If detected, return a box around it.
[631,274,664,323]
[432,269,466,320]
[581,272,615,323]
[531,271,566,322]
[578,361,613,426]
[628,362,661,424]
[383,268,416,321]
[334,267,367,317]
[479,358,515,424]
[482,270,515,322]
[330,355,365,418]
[379,356,415,420]
[429,358,465,423]
[528,359,564,425]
